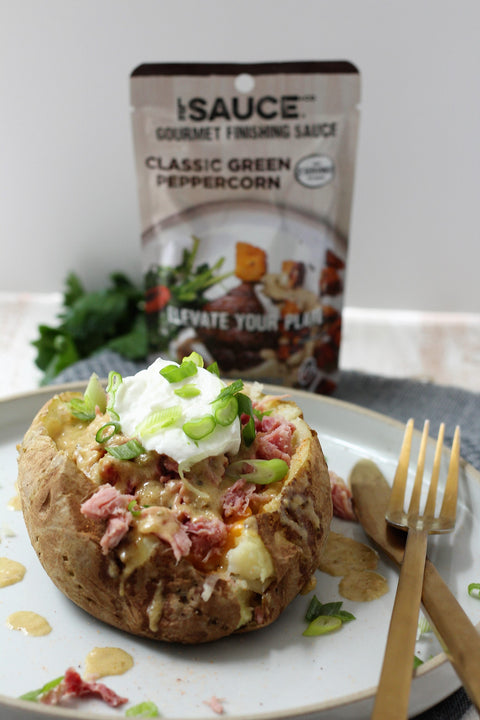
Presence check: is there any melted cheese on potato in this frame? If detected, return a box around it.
[226,526,274,593]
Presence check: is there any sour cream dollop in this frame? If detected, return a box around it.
[113,357,241,472]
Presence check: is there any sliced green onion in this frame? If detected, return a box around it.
[304,595,356,629]
[160,360,197,383]
[174,383,201,398]
[106,370,123,395]
[106,439,145,460]
[468,582,480,599]
[417,614,433,637]
[19,675,64,702]
[303,615,342,636]
[183,351,204,368]
[136,407,181,437]
[95,422,121,443]
[84,373,107,413]
[212,395,238,426]
[128,499,142,517]
[183,415,216,441]
[226,458,288,485]
[68,396,96,421]
[207,361,220,376]
[236,392,256,445]
[106,370,123,419]
[125,700,160,717]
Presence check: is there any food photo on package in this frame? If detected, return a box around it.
[130,60,361,395]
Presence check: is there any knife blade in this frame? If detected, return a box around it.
[350,458,480,711]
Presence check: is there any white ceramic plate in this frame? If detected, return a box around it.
[1,384,479,720]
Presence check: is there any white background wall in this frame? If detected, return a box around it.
[1,0,479,312]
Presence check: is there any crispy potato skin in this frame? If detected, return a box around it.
[17,390,332,643]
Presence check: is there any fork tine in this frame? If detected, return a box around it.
[424,423,445,518]
[408,419,430,518]
[386,418,414,525]
[439,425,461,523]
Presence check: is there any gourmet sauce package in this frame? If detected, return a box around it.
[130,61,360,394]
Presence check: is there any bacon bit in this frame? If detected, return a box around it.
[204,695,225,714]
[41,667,128,707]
[329,470,356,521]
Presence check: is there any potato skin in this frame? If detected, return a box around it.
[17,389,332,644]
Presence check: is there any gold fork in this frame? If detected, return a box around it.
[371,419,461,720]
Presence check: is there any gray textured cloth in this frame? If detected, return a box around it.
[51,352,480,719]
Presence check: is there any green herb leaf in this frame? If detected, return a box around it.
[304,595,356,635]
[32,271,145,384]
[215,379,244,402]
[106,439,145,460]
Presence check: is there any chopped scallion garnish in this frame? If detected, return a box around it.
[127,499,142,517]
[183,415,216,440]
[125,700,160,717]
[106,370,123,419]
[468,582,480,599]
[106,439,145,460]
[303,615,342,636]
[68,396,96,421]
[19,674,64,702]
[84,373,107,413]
[303,595,355,637]
[207,361,220,376]
[174,384,201,398]
[95,422,121,443]
[183,351,204,368]
[226,458,288,485]
[160,360,197,383]
[136,407,181,437]
[212,395,238,426]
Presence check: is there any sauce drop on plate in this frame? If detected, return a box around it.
[0,557,26,587]
[6,611,52,636]
[84,647,134,680]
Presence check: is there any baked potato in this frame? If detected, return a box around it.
[17,354,332,644]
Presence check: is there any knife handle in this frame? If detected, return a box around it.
[423,558,480,711]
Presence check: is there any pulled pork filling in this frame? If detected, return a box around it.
[71,402,296,572]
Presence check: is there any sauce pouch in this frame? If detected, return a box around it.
[130,60,360,393]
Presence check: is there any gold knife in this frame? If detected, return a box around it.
[350,458,480,712]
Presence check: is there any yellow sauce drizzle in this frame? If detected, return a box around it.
[6,611,52,636]
[0,557,26,588]
[84,646,134,680]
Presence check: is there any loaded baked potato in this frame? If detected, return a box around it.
[17,354,332,644]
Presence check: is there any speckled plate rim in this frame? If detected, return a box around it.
[0,381,478,720]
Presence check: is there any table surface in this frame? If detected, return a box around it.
[2,292,480,399]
